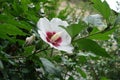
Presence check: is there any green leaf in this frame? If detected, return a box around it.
[22,46,34,57]
[0,60,4,69]
[0,14,13,23]
[21,0,30,13]
[8,60,16,65]
[18,21,33,31]
[77,56,87,64]
[100,77,109,80]
[57,7,70,19]
[76,38,110,57]
[40,58,61,76]
[0,23,26,36]
[68,76,74,80]
[114,14,120,26]
[21,68,29,73]
[0,14,32,31]
[12,1,23,16]
[25,12,39,23]
[0,32,11,40]
[67,21,87,38]
[76,68,86,78]
[0,23,27,41]
[92,0,111,20]
[88,28,115,40]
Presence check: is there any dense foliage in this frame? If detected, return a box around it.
[0,0,120,80]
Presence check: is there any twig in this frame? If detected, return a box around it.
[32,46,49,55]
[74,26,115,42]
[74,31,102,42]
[0,46,50,59]
[26,46,50,57]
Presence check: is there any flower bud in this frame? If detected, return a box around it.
[25,34,35,45]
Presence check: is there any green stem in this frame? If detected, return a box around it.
[50,48,54,57]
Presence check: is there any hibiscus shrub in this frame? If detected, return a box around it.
[0,0,120,80]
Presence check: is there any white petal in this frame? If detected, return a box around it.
[37,17,52,32]
[38,30,47,42]
[50,18,68,28]
[55,45,74,53]
[60,30,71,45]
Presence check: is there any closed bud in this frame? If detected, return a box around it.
[25,34,35,45]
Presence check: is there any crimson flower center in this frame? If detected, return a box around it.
[46,32,62,47]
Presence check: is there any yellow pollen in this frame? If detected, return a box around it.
[51,32,62,42]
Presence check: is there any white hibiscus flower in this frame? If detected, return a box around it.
[37,17,74,53]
